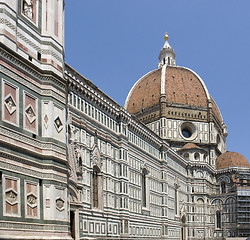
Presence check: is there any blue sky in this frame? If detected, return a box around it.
[65,1,250,162]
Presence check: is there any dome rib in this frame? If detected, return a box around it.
[164,66,208,107]
[125,65,224,125]
[178,66,211,101]
[125,65,213,114]
[211,97,224,124]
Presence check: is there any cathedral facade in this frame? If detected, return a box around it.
[0,1,250,240]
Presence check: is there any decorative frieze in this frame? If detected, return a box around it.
[25,180,39,218]
[2,175,20,217]
[23,92,37,133]
[43,185,67,221]
[0,15,63,63]
[0,49,65,89]
[0,65,65,102]
[0,125,66,154]
[22,0,38,25]
[0,221,68,231]
[0,161,66,183]
[2,79,19,126]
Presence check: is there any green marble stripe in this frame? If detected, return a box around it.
[0,144,67,169]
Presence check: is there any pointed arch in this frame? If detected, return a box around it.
[216,210,222,229]
[181,215,187,240]
[92,165,101,208]
[141,167,149,208]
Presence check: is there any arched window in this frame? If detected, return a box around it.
[78,156,82,168]
[194,152,200,161]
[181,215,186,240]
[168,57,170,65]
[175,188,178,215]
[142,168,148,207]
[224,197,236,223]
[183,153,189,160]
[221,182,226,194]
[216,211,221,229]
[93,166,100,208]
[197,198,205,223]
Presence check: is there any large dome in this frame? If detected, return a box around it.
[124,33,224,125]
[124,34,228,166]
[216,151,249,170]
[125,65,223,123]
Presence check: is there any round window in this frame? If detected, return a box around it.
[180,122,197,140]
[182,129,192,138]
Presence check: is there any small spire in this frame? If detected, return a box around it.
[158,32,176,68]
[164,32,168,41]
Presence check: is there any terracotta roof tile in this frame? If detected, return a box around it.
[126,69,161,114]
[165,67,207,107]
[126,66,208,114]
[211,97,223,123]
[216,151,249,170]
[177,143,201,151]
[125,66,223,124]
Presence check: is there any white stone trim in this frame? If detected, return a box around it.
[160,64,167,95]
[175,66,224,123]
[177,66,211,100]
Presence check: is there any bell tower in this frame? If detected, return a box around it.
[0,1,69,239]
[0,0,65,77]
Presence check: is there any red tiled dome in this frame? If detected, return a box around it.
[125,66,223,123]
[216,151,249,170]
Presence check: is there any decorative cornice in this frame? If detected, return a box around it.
[0,46,65,90]
[0,125,66,158]
[0,159,67,183]
[0,64,65,103]
[0,221,68,232]
[0,12,63,59]
[66,64,163,150]
[0,149,67,174]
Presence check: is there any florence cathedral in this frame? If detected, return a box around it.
[0,1,250,240]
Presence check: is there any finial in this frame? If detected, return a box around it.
[164,32,168,41]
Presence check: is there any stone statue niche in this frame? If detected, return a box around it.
[23,0,34,20]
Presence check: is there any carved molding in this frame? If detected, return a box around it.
[0,125,65,153]
[0,221,68,231]
[0,65,65,103]
[0,146,66,168]
[54,116,63,133]
[25,104,36,123]
[0,17,63,63]
[217,175,231,184]
[0,159,67,183]
[4,94,17,115]
[0,49,64,90]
